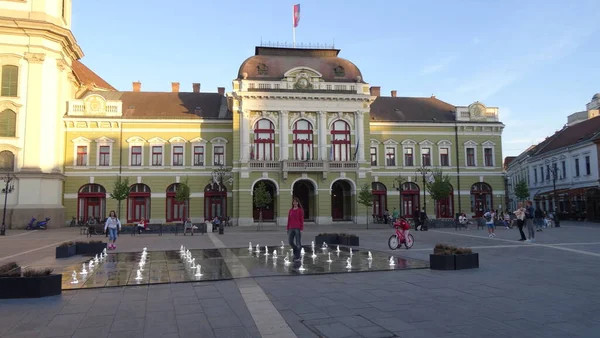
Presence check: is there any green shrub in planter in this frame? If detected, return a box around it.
[0,267,61,299]
[430,244,479,270]
[55,242,76,258]
[0,262,21,277]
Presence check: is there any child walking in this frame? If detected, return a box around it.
[484,210,495,238]
[104,210,122,250]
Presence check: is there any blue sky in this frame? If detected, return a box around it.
[72,0,600,158]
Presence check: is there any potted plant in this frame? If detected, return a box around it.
[0,264,62,299]
[430,244,479,270]
[76,240,107,255]
[315,233,339,246]
[55,241,76,258]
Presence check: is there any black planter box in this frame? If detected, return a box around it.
[55,245,76,259]
[345,236,359,246]
[430,254,456,270]
[76,242,107,255]
[0,274,62,299]
[315,234,339,246]
[455,253,479,270]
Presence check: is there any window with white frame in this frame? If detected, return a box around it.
[439,148,449,166]
[172,145,184,166]
[484,148,493,167]
[585,156,591,175]
[421,148,431,166]
[193,145,204,166]
[293,119,313,160]
[370,146,378,166]
[385,147,396,166]
[541,166,545,182]
[534,168,538,183]
[574,158,580,177]
[561,161,566,179]
[127,137,145,166]
[95,137,114,167]
[253,119,275,161]
[211,137,228,166]
[331,120,351,161]
[72,137,91,167]
[404,148,414,166]
[76,145,87,166]
[151,146,163,166]
[466,148,475,166]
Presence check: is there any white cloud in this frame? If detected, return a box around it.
[420,55,457,75]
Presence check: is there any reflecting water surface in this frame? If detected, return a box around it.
[61,245,428,289]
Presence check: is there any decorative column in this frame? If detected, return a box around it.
[21,52,46,171]
[355,110,366,162]
[318,111,328,160]
[280,110,289,160]
[240,110,250,161]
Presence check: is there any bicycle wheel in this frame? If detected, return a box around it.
[404,234,414,249]
[388,235,399,250]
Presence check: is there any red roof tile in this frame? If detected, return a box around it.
[72,60,116,91]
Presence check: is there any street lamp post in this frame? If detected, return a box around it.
[415,166,431,214]
[1,173,15,236]
[550,165,561,227]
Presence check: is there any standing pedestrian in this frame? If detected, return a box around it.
[525,201,536,242]
[287,197,304,262]
[104,210,121,250]
[484,210,495,238]
[514,202,527,241]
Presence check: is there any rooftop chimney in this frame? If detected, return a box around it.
[132,81,141,92]
[171,82,180,93]
[217,87,225,95]
[391,90,397,97]
[192,83,201,93]
[369,86,380,97]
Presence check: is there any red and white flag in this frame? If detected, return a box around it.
[293,4,301,28]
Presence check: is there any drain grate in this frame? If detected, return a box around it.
[301,315,397,338]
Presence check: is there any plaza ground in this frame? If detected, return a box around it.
[0,222,599,337]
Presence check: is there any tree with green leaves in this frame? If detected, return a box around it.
[514,179,529,203]
[110,177,130,220]
[393,175,408,216]
[175,177,191,219]
[426,169,453,218]
[253,182,273,230]
[207,165,233,219]
[357,183,373,229]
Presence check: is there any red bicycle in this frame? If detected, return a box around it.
[388,218,414,250]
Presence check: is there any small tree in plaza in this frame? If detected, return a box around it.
[514,179,530,203]
[175,177,191,219]
[110,177,130,220]
[253,181,273,230]
[207,165,233,220]
[357,183,373,229]
[426,169,453,218]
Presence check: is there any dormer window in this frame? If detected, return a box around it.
[333,65,345,77]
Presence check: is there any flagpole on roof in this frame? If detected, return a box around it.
[293,4,300,48]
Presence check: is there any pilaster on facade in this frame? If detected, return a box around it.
[318,111,328,160]
[279,110,289,160]
[355,110,366,162]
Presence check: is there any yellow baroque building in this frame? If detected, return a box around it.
[0,0,505,228]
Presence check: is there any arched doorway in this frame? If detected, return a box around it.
[166,183,188,222]
[128,184,151,222]
[204,183,227,220]
[436,184,454,218]
[78,184,106,223]
[293,180,316,221]
[331,180,353,221]
[401,182,420,218]
[470,182,493,217]
[253,180,277,222]
[372,182,387,217]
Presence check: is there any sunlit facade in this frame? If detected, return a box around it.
[1,1,505,227]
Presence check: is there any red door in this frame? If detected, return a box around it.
[474,197,484,217]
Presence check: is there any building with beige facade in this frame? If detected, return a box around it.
[1,0,506,228]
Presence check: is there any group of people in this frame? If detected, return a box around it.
[479,201,550,242]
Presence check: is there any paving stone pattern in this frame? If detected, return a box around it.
[1,222,600,337]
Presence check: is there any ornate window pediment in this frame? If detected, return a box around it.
[147,137,167,144]
[419,140,434,146]
[72,136,92,144]
[464,140,478,146]
[370,139,381,145]
[210,137,228,144]
[481,140,495,146]
[95,136,115,144]
[126,136,146,144]
[401,139,417,146]
[169,137,187,143]
[383,139,399,145]
[437,140,452,146]
[189,137,207,144]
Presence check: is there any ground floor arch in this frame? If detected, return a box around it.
[205,183,227,220]
[401,182,420,218]
[293,179,317,221]
[471,182,493,217]
[128,183,151,222]
[253,180,277,221]
[331,179,354,221]
[78,184,106,223]
[166,183,188,222]
[436,184,454,218]
[372,182,387,217]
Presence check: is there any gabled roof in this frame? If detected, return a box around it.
[534,116,600,156]
[80,91,231,120]
[72,60,117,91]
[369,96,456,122]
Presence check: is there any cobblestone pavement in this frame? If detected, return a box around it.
[1,222,599,337]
